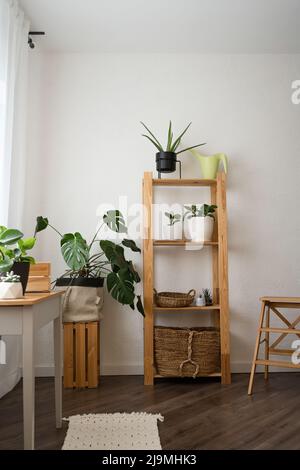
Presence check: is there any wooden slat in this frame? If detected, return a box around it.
[255,359,300,369]
[153,240,218,246]
[86,322,98,388]
[261,327,300,335]
[27,277,51,293]
[29,263,51,277]
[270,315,300,349]
[211,184,219,328]
[143,172,154,385]
[260,296,300,303]
[217,172,231,384]
[63,323,74,388]
[153,178,216,187]
[153,304,220,312]
[269,348,294,356]
[75,323,86,388]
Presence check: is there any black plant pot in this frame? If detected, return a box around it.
[156,151,177,174]
[55,277,104,288]
[12,261,30,295]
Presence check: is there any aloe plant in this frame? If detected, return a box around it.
[141,121,205,154]
[35,211,144,316]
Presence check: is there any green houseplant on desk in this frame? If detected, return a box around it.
[0,226,36,293]
[35,210,144,322]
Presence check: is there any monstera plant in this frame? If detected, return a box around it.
[35,210,144,316]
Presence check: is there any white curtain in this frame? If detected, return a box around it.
[0,0,30,398]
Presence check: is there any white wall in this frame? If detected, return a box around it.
[24,53,300,375]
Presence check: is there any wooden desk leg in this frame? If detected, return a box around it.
[22,307,35,450]
[53,300,62,428]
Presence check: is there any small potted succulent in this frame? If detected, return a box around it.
[141,121,205,176]
[162,211,182,240]
[0,272,23,299]
[202,288,213,306]
[0,226,36,293]
[183,204,217,242]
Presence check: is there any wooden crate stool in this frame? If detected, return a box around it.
[248,296,300,395]
[63,321,100,389]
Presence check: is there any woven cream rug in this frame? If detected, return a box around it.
[62,412,164,450]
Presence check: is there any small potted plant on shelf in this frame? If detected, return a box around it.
[0,226,36,293]
[183,204,217,242]
[141,121,205,176]
[202,288,213,306]
[34,210,144,322]
[0,272,23,299]
[162,211,182,240]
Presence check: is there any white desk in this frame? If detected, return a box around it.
[0,292,64,449]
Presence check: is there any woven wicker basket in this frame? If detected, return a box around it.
[154,326,220,377]
[154,289,196,308]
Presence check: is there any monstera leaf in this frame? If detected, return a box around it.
[121,239,141,253]
[103,210,127,233]
[0,229,23,246]
[61,232,89,271]
[100,240,127,269]
[106,268,135,305]
[34,216,49,235]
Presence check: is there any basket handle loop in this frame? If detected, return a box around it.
[188,289,196,298]
[179,330,200,379]
[153,288,158,296]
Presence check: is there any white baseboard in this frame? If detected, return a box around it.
[33,362,299,377]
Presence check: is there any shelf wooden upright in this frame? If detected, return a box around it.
[143,171,231,385]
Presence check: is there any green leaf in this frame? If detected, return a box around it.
[61,232,89,271]
[121,239,141,253]
[20,256,35,264]
[106,269,135,305]
[167,121,173,151]
[126,260,141,283]
[0,256,14,272]
[170,122,192,152]
[0,229,24,246]
[142,134,163,152]
[176,143,206,155]
[136,295,145,317]
[19,237,36,251]
[0,226,7,236]
[103,210,127,233]
[140,122,164,150]
[35,216,49,235]
[100,240,127,268]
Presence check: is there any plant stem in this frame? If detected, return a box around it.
[48,224,63,238]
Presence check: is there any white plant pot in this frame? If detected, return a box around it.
[161,220,182,240]
[184,216,214,242]
[0,282,23,299]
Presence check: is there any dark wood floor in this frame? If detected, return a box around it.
[0,373,300,450]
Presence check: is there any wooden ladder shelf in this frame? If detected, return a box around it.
[142,172,231,385]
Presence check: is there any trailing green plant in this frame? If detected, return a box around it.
[202,288,213,306]
[0,271,21,283]
[164,212,181,226]
[184,204,217,220]
[141,121,205,155]
[0,226,36,272]
[34,211,144,316]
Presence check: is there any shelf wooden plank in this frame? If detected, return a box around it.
[154,372,221,378]
[153,178,216,187]
[153,304,220,312]
[153,239,218,246]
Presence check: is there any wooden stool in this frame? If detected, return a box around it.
[248,297,300,395]
[63,321,100,389]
